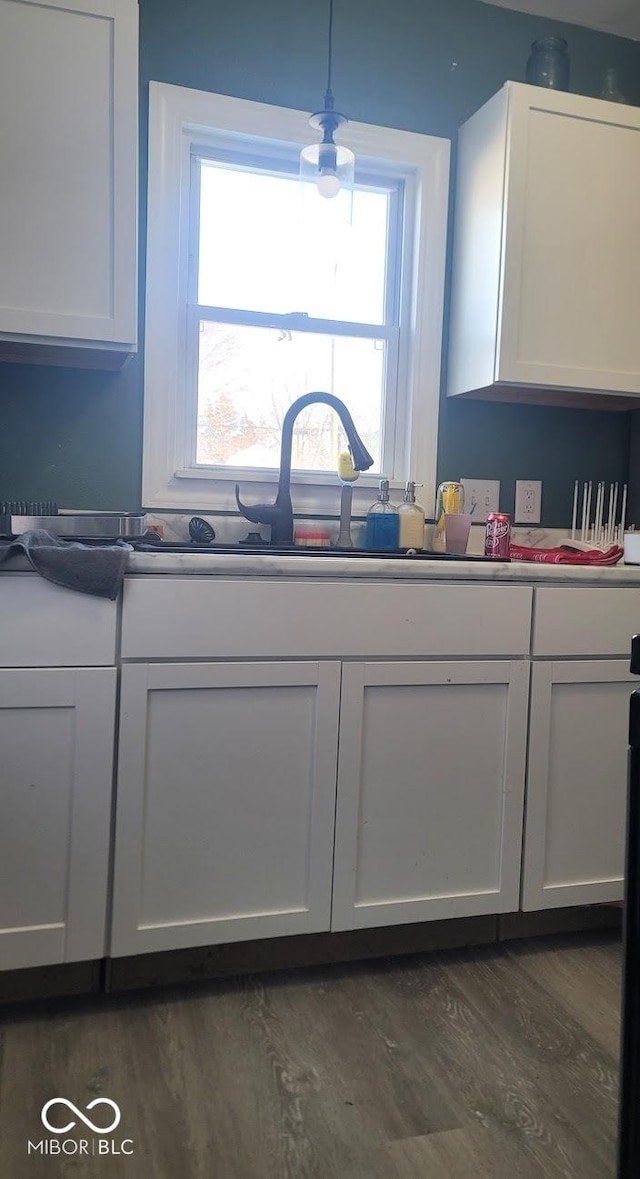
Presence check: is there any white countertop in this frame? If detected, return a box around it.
[2,548,639,585]
[125,550,640,585]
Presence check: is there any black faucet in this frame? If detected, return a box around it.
[235,392,374,546]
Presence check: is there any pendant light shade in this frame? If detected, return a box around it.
[300,0,354,200]
[300,121,355,199]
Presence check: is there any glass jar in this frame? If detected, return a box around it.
[432,481,465,552]
[526,37,570,91]
[600,67,627,104]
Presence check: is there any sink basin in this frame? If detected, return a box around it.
[132,540,498,562]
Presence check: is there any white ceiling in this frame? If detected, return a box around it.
[479,0,640,41]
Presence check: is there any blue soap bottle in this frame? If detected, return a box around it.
[365,479,399,551]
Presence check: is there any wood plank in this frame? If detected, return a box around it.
[437,945,618,1176]
[369,943,619,1178]
[508,933,622,1057]
[0,933,621,1178]
[384,1124,544,1178]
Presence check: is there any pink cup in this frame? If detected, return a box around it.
[444,513,472,555]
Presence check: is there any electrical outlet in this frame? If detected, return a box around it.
[515,479,542,524]
[460,479,500,523]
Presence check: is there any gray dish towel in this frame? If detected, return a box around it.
[0,529,131,599]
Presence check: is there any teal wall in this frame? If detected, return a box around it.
[1,0,639,523]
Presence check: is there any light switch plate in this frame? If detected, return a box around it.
[460,479,500,523]
[515,479,542,524]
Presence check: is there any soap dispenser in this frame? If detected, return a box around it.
[398,481,425,549]
[365,479,399,551]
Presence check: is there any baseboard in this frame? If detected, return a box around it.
[106,915,499,993]
[0,959,102,1006]
[0,905,622,1004]
[498,904,623,940]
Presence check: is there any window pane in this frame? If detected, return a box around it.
[197,160,390,325]
[196,321,385,472]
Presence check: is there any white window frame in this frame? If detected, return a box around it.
[143,82,450,518]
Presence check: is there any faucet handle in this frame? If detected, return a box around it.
[234,484,283,529]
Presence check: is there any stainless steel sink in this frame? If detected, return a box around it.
[131,540,496,562]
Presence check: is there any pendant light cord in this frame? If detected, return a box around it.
[326,0,334,96]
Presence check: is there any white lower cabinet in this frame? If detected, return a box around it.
[0,667,116,971]
[522,660,634,910]
[110,661,341,957]
[331,660,530,930]
[5,578,635,973]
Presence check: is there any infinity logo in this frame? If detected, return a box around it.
[41,1099,121,1135]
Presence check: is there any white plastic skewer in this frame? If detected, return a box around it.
[614,486,620,544]
[608,483,617,547]
[585,481,593,545]
[598,482,605,547]
[610,482,619,548]
[581,481,588,542]
[620,483,628,546]
[571,480,578,540]
[594,482,603,548]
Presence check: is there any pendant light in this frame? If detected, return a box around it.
[299,0,355,199]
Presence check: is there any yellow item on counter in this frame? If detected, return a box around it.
[441,484,464,514]
[338,450,360,482]
[433,480,465,552]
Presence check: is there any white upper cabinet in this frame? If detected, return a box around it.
[448,82,640,404]
[0,0,137,366]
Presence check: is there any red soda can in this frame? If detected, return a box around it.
[484,512,512,559]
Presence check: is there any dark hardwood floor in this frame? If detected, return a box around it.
[0,931,622,1178]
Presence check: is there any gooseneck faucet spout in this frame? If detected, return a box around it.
[235,392,374,546]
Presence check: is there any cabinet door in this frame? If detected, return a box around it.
[499,86,640,394]
[111,662,341,956]
[331,661,529,930]
[522,660,633,910]
[0,668,116,971]
[0,0,137,349]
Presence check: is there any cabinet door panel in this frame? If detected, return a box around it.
[122,578,533,661]
[332,661,529,930]
[522,660,632,910]
[111,662,341,956]
[0,0,137,345]
[499,90,640,393]
[0,668,116,970]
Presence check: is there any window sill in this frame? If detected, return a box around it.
[173,466,406,491]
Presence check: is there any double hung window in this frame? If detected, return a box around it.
[143,85,449,515]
